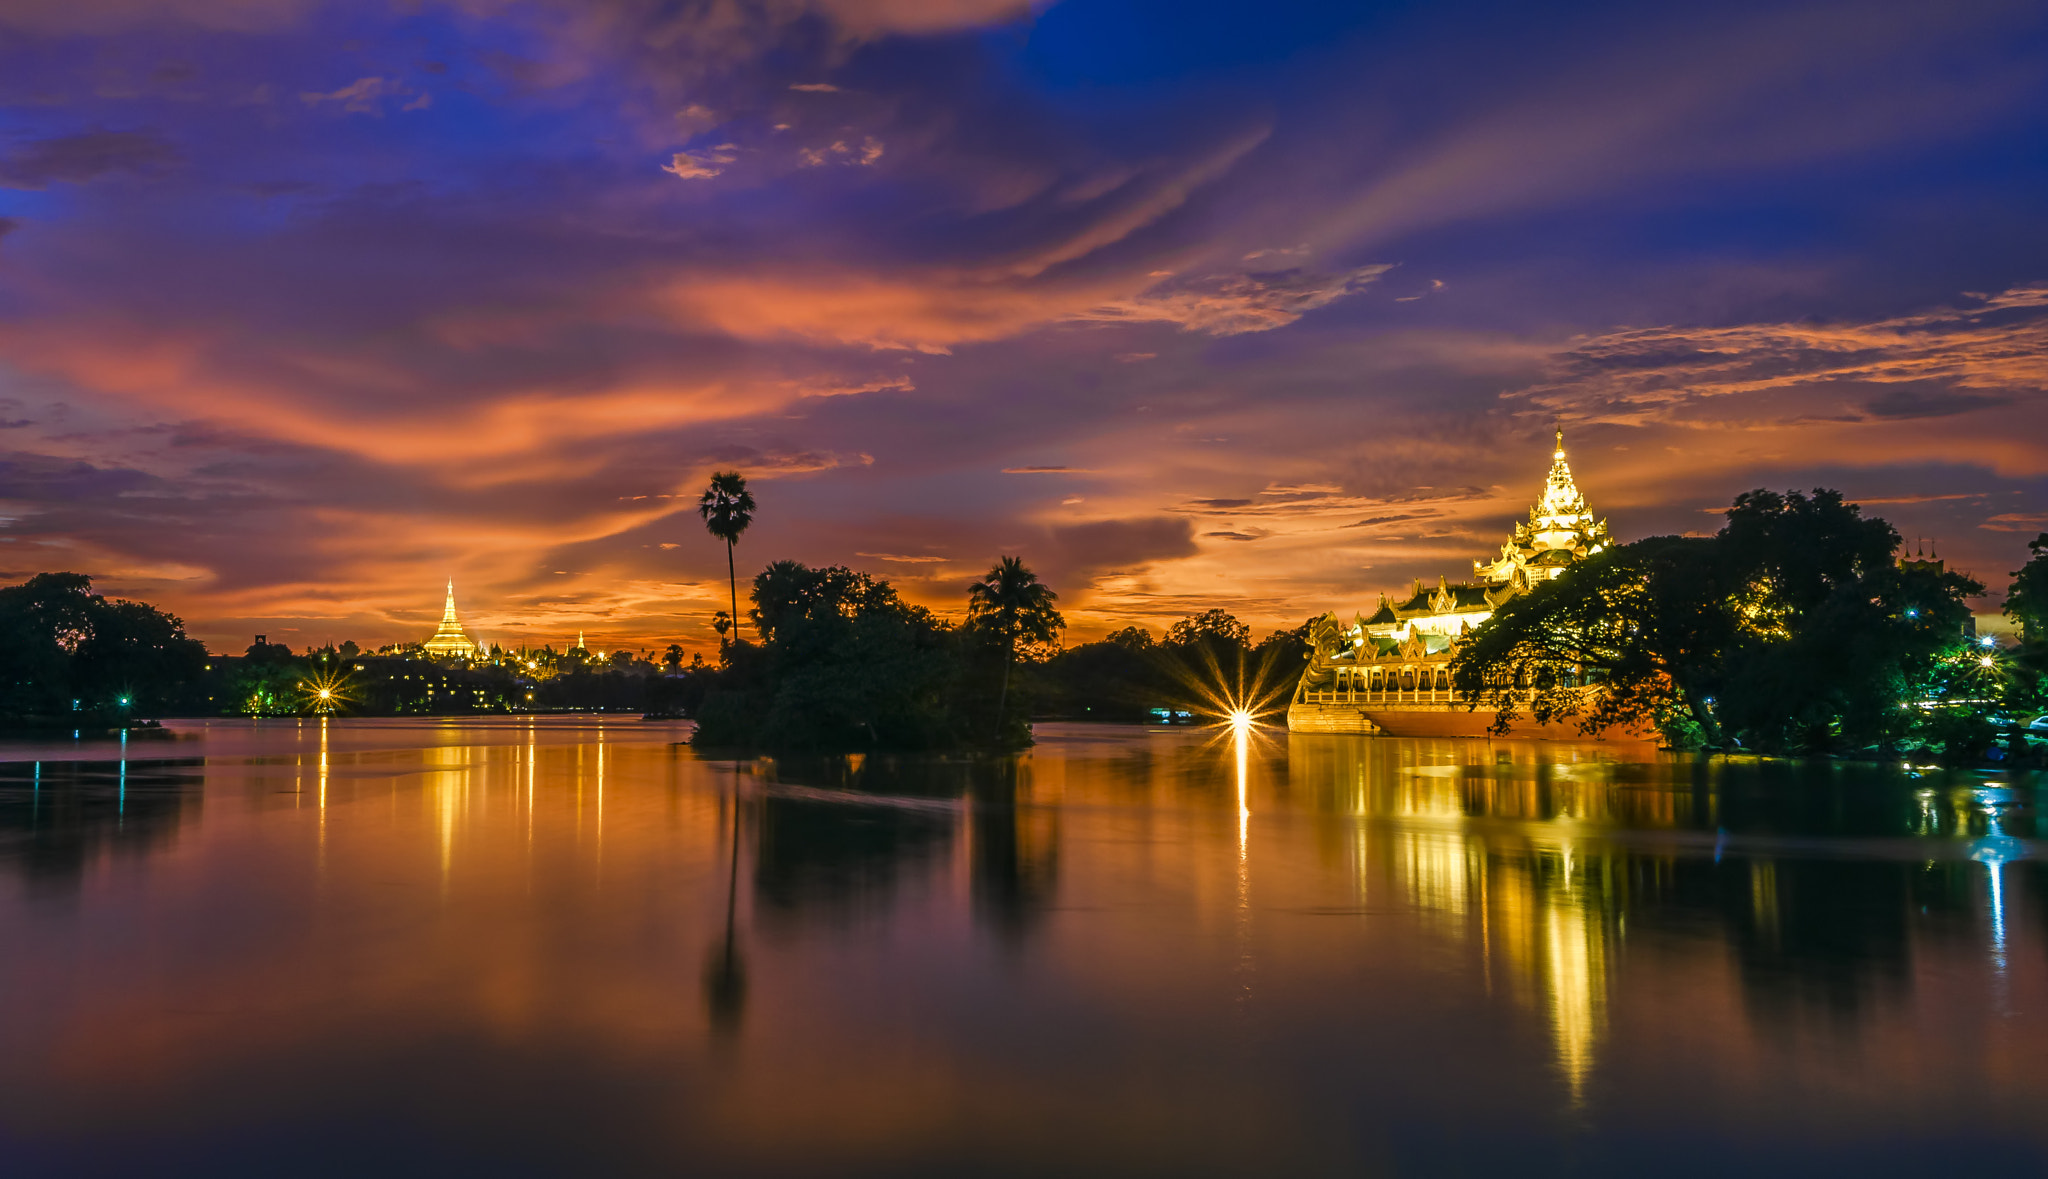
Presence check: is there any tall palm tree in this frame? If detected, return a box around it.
[967,556,1064,737]
[697,471,756,650]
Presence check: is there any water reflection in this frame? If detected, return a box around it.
[0,758,201,892]
[970,761,1060,942]
[705,775,747,1035]
[0,720,2040,1176]
[750,766,957,930]
[1286,734,2042,1097]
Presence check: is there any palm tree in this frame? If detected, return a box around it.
[697,471,756,651]
[967,556,1064,738]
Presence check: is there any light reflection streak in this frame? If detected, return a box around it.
[1308,740,1613,1104]
[318,716,329,863]
[1970,789,2020,1011]
[1232,721,1253,1018]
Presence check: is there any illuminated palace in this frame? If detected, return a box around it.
[1288,430,1614,736]
[422,581,481,658]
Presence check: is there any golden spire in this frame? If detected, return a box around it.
[422,580,478,657]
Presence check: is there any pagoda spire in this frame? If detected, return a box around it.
[423,580,477,658]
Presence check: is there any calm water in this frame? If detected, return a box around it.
[0,718,2042,1177]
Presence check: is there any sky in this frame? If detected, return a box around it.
[2,0,2046,656]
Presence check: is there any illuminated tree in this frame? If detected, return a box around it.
[697,471,756,652]
[2007,533,2048,645]
[1451,536,1732,741]
[1452,490,1983,752]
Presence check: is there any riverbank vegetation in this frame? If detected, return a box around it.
[672,573,1306,749]
[1450,489,2047,764]
[0,573,207,729]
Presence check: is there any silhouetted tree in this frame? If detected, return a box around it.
[1165,608,1251,651]
[967,556,1064,739]
[698,471,756,652]
[1105,625,1154,651]
[696,562,974,750]
[0,573,206,722]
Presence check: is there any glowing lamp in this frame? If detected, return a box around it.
[1229,709,1255,732]
[1980,655,1996,668]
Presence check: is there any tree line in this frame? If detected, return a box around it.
[11,467,2042,765]
[1450,488,2048,763]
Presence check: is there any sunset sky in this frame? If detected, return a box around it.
[2,0,2046,655]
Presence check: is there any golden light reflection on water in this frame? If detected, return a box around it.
[1291,737,1627,1101]
[0,720,2044,1175]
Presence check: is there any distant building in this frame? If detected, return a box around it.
[422,582,480,658]
[1289,431,1617,736]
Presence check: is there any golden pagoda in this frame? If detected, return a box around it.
[422,581,479,658]
[1473,428,1612,589]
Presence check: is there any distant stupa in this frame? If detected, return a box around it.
[422,581,479,658]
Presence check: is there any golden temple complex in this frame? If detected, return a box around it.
[1288,430,1616,736]
[422,581,480,658]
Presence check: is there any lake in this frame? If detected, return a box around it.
[0,717,2041,1176]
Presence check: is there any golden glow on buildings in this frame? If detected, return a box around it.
[1291,431,1615,730]
[423,581,481,658]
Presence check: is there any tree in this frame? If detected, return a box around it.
[1166,609,1251,651]
[1448,490,1983,752]
[1105,625,1155,651]
[2008,533,2048,644]
[1713,490,1978,752]
[0,573,207,722]
[1252,620,1315,667]
[663,643,685,673]
[697,471,756,652]
[966,557,1064,739]
[1450,536,1733,741]
[694,562,976,750]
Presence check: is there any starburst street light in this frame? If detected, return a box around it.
[1159,636,1297,734]
[299,666,354,714]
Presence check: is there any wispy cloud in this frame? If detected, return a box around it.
[662,144,738,179]
[1074,264,1392,337]
[1515,284,2048,426]
[300,76,429,115]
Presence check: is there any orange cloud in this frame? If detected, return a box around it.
[1515,284,2048,453]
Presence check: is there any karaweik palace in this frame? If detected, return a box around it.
[1288,430,1614,736]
